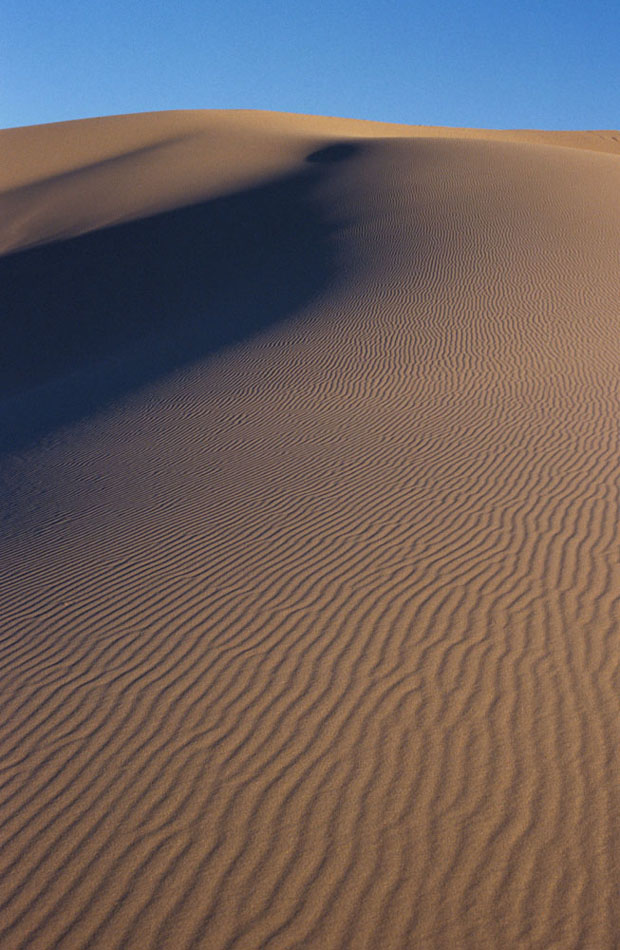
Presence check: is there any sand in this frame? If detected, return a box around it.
[1,110,620,949]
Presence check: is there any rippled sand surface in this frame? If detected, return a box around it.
[1,112,620,949]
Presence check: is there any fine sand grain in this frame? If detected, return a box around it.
[1,111,620,949]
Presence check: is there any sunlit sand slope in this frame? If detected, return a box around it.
[1,113,620,949]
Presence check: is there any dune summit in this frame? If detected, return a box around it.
[1,110,620,949]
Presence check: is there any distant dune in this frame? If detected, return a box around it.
[1,111,620,949]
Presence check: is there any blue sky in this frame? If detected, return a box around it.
[2,0,618,130]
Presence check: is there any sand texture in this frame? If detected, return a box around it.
[2,111,620,949]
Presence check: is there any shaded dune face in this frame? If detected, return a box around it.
[0,154,355,451]
[2,116,620,950]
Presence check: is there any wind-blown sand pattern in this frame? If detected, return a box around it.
[1,111,620,949]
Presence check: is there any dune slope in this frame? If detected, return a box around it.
[1,112,620,949]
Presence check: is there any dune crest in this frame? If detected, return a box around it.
[1,111,620,949]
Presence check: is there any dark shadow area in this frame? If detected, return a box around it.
[0,161,347,454]
[306,143,362,164]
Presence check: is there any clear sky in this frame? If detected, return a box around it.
[2,0,619,130]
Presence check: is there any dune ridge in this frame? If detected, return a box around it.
[1,112,620,949]
[2,110,619,256]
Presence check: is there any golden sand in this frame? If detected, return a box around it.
[1,111,620,949]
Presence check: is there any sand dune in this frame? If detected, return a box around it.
[1,111,620,949]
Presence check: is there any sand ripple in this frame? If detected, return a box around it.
[2,120,620,948]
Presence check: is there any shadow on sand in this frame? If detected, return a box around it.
[306,143,362,164]
[0,144,359,453]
